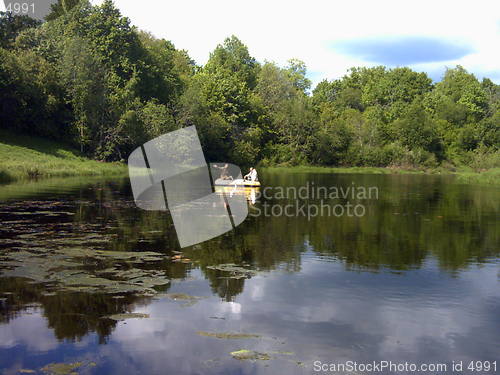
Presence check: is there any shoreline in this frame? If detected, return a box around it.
[0,130,127,184]
[0,159,127,184]
[262,166,500,185]
[2,162,497,186]
[2,163,498,186]
[0,128,497,186]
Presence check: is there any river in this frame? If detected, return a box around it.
[0,171,498,374]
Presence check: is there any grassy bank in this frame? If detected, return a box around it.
[1,130,497,186]
[0,130,127,184]
[263,165,500,185]
[264,166,410,174]
[451,167,500,185]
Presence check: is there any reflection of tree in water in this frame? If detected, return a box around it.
[0,173,498,340]
[0,278,151,343]
[0,278,42,324]
[72,179,180,254]
[183,212,304,301]
[0,180,179,342]
[212,276,245,303]
[260,172,499,272]
[42,293,151,344]
[190,172,498,303]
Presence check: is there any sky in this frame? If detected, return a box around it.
[4,0,500,87]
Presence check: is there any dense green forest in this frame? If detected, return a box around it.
[1,0,499,170]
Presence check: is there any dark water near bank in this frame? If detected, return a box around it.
[0,172,498,375]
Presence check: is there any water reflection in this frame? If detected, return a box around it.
[0,172,498,374]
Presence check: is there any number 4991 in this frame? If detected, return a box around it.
[5,2,35,15]
[468,361,497,372]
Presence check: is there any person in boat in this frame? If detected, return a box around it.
[213,163,232,180]
[244,167,258,182]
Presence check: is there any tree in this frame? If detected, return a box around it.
[312,79,341,107]
[2,1,498,172]
[59,37,109,154]
[0,12,40,49]
[311,108,353,166]
[432,66,488,121]
[0,48,69,139]
[256,62,295,111]
[392,99,441,155]
[45,0,82,21]
[481,78,500,116]
[205,35,258,89]
[362,67,432,107]
[285,59,311,93]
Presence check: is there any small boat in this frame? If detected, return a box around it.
[214,178,261,187]
[214,183,259,203]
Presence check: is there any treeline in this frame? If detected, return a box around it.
[1,0,499,169]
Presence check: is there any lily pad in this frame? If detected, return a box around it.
[41,361,83,375]
[93,250,164,262]
[131,276,170,288]
[230,350,270,361]
[105,313,150,321]
[206,263,259,278]
[166,293,202,301]
[0,246,169,296]
[64,275,119,287]
[165,293,205,307]
[197,331,260,339]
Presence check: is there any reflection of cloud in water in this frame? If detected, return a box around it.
[228,301,241,314]
[95,258,498,373]
[249,280,265,301]
[0,257,497,374]
[0,309,59,352]
[106,297,287,374]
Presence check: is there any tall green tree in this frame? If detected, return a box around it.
[205,35,258,89]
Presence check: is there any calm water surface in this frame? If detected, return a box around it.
[0,172,498,374]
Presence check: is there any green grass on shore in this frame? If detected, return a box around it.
[263,165,500,185]
[1,130,497,186]
[0,130,126,184]
[451,167,500,185]
[263,166,406,174]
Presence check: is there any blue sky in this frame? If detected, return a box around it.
[92,0,499,86]
[332,37,473,66]
[10,0,497,87]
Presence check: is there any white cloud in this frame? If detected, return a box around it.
[0,309,59,352]
[91,0,500,85]
[1,0,498,84]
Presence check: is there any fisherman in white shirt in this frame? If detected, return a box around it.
[244,167,258,182]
